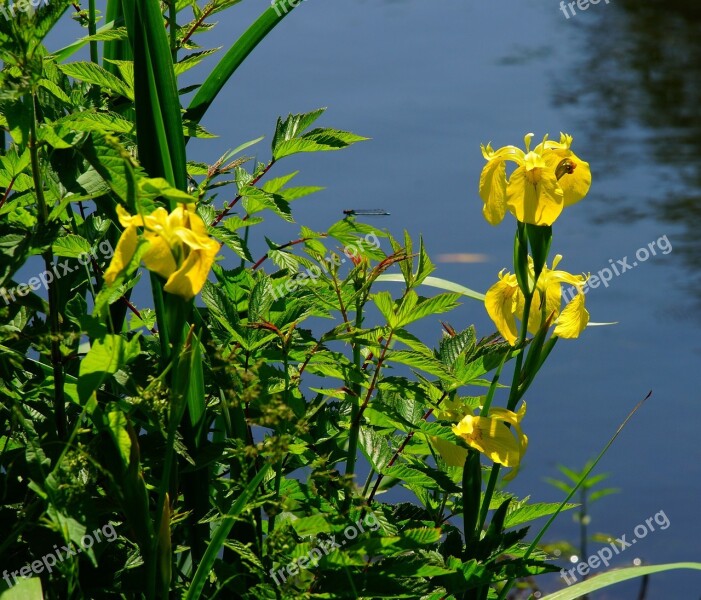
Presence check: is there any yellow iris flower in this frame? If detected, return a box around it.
[485,255,589,345]
[479,133,591,226]
[103,204,219,300]
[431,399,528,471]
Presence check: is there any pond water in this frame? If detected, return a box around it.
[48,0,701,596]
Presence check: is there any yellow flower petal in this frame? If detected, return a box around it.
[507,165,564,226]
[103,225,138,286]
[485,276,520,345]
[116,204,145,228]
[479,156,508,226]
[480,133,590,226]
[553,292,589,338]
[453,415,522,468]
[545,151,591,207]
[163,238,219,300]
[142,235,178,280]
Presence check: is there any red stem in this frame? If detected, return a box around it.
[251,235,326,270]
[210,160,275,227]
[0,176,16,211]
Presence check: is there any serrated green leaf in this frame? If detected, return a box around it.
[382,464,436,489]
[384,350,453,378]
[59,61,134,100]
[273,127,368,160]
[372,291,396,326]
[240,187,292,221]
[503,502,578,530]
[173,48,221,76]
[39,78,71,103]
[395,292,461,328]
[271,108,325,154]
[52,234,92,258]
[211,226,252,262]
[58,111,135,135]
[359,426,394,472]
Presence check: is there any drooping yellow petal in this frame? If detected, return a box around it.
[143,207,172,238]
[103,225,138,286]
[142,234,178,280]
[116,204,146,228]
[479,156,508,226]
[163,238,219,300]
[485,276,520,345]
[553,292,589,338]
[453,415,522,468]
[542,134,592,207]
[507,165,564,226]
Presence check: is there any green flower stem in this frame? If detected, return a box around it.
[462,449,482,551]
[149,316,195,597]
[30,93,66,441]
[88,0,98,63]
[479,347,512,417]
[477,284,534,532]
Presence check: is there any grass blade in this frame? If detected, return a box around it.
[541,563,701,600]
[376,274,486,301]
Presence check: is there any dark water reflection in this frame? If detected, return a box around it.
[554,0,701,297]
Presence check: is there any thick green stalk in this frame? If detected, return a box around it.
[30,94,66,440]
[88,0,98,63]
[477,288,534,532]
